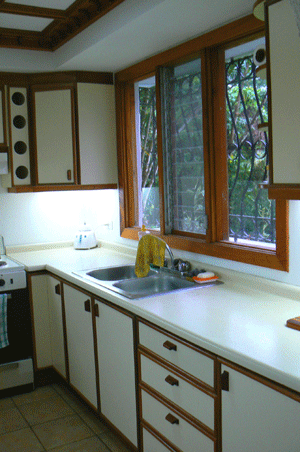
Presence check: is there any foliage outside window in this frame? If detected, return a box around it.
[225,45,275,247]
[115,15,288,271]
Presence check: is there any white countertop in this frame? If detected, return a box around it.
[8,241,300,394]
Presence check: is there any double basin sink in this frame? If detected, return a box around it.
[74,264,221,299]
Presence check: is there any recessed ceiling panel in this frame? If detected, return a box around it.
[9,0,75,9]
[0,13,52,31]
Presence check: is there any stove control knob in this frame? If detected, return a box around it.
[0,279,5,287]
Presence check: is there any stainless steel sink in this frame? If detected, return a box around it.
[86,264,138,281]
[113,274,195,298]
[73,264,221,299]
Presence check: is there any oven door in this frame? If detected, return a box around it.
[0,288,33,365]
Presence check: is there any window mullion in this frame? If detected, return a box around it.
[207,47,229,242]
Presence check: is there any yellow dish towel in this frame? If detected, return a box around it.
[135,235,166,277]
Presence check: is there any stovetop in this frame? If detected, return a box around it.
[0,255,25,273]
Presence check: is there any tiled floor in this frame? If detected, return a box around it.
[0,383,133,451]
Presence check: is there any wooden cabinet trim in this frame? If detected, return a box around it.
[218,357,300,403]
[141,422,181,452]
[138,318,216,362]
[138,348,216,397]
[140,385,216,442]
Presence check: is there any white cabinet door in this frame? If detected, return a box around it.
[77,83,118,186]
[33,87,76,185]
[63,284,98,409]
[29,273,52,369]
[47,276,66,379]
[268,0,300,185]
[221,364,300,452]
[95,299,137,447]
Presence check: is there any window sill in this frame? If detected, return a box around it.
[121,227,288,272]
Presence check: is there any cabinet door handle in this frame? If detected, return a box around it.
[163,340,177,351]
[67,169,72,181]
[165,413,179,425]
[94,303,99,317]
[84,299,91,312]
[221,370,229,391]
[165,375,179,386]
[55,283,61,295]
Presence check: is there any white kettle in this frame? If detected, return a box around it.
[74,223,97,250]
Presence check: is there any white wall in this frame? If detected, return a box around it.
[1,187,300,287]
[0,188,120,247]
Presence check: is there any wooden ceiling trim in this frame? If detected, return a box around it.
[0,3,67,19]
[0,0,126,51]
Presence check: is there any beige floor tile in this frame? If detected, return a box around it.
[50,436,111,451]
[18,395,74,426]
[78,409,110,437]
[0,397,15,410]
[101,432,133,452]
[53,384,88,414]
[0,407,28,435]
[33,414,93,450]
[0,427,44,452]
[13,386,57,407]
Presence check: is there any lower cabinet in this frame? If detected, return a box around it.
[94,299,138,447]
[138,320,217,452]
[47,276,67,379]
[30,271,300,452]
[221,363,300,452]
[63,284,98,410]
[29,273,52,370]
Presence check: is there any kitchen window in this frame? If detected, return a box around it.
[115,15,288,271]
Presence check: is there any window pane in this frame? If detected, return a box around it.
[225,40,276,247]
[161,58,206,234]
[135,77,160,230]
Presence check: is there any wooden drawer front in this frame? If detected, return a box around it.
[140,354,214,431]
[139,322,214,387]
[142,427,175,452]
[141,390,215,452]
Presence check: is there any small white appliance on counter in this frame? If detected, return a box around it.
[74,223,97,250]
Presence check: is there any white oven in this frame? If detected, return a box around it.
[0,253,34,395]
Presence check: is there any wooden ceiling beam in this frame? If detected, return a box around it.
[0,3,67,19]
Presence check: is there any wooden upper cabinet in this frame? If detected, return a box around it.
[32,85,77,186]
[0,71,118,192]
[77,83,118,187]
[267,0,300,199]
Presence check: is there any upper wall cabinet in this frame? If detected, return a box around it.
[266,0,300,199]
[32,85,77,186]
[0,72,118,193]
[77,83,118,186]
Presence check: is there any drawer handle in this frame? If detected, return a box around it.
[67,169,72,181]
[165,375,179,386]
[163,340,177,351]
[84,299,91,312]
[165,413,179,425]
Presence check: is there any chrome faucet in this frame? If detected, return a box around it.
[165,242,175,269]
[0,235,5,256]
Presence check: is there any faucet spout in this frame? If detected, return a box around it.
[165,243,175,269]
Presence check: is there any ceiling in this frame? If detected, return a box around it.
[0,0,125,50]
[0,0,257,73]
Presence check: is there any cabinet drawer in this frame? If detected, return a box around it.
[142,427,176,452]
[139,322,214,387]
[141,389,215,452]
[140,354,215,431]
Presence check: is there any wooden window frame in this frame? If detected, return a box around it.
[115,15,289,272]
